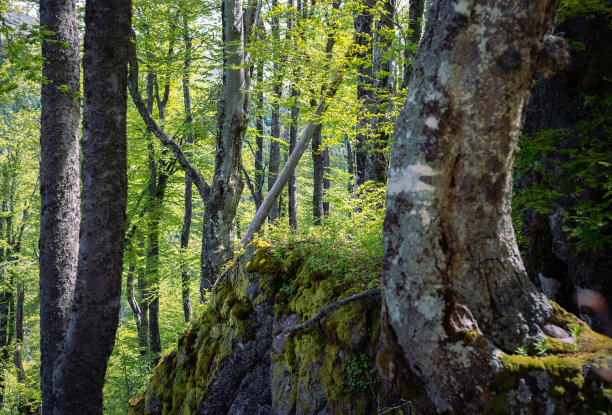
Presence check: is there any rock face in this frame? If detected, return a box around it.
[127,241,612,415]
[520,11,612,325]
[127,241,403,415]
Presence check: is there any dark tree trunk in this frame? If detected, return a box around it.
[180,10,194,323]
[353,0,373,187]
[51,0,131,412]
[38,0,81,412]
[268,0,283,223]
[366,0,395,183]
[254,61,265,211]
[381,0,565,412]
[287,0,299,230]
[400,0,425,90]
[323,146,330,215]
[312,2,339,224]
[311,119,325,224]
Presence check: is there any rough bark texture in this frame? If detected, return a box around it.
[38,0,80,412]
[381,0,561,412]
[51,0,131,413]
[311,121,325,224]
[268,0,283,223]
[200,0,258,296]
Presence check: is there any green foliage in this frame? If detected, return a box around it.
[340,354,376,393]
[263,182,385,288]
[514,346,528,357]
[557,0,612,27]
[535,338,550,357]
[514,94,612,252]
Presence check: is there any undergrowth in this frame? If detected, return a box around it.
[262,182,385,288]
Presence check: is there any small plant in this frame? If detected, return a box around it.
[514,346,528,356]
[278,283,297,300]
[535,337,549,357]
[569,324,583,352]
[341,354,376,393]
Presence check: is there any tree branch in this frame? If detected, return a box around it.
[283,288,380,334]
[128,30,210,201]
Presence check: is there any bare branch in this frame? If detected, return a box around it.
[283,288,380,334]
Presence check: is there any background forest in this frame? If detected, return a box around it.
[0,0,611,413]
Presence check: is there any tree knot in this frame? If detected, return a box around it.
[536,35,570,79]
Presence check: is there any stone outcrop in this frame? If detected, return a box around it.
[127,241,612,415]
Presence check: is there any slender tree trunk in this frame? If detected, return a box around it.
[323,145,330,215]
[180,10,194,323]
[353,0,373,187]
[287,0,299,229]
[380,0,565,412]
[311,118,325,224]
[312,0,339,224]
[268,0,283,223]
[254,60,265,211]
[367,0,395,183]
[400,0,425,90]
[345,135,355,192]
[51,0,131,412]
[200,0,258,297]
[38,0,80,412]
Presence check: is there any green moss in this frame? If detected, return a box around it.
[245,241,278,275]
[230,302,252,320]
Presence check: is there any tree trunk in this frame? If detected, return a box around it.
[381,0,563,412]
[400,0,425,90]
[312,1,339,224]
[38,0,81,412]
[254,60,265,211]
[287,0,299,230]
[51,0,131,412]
[200,0,258,297]
[353,0,373,187]
[180,9,194,323]
[323,145,330,215]
[268,0,283,223]
[366,0,395,183]
[311,119,325,224]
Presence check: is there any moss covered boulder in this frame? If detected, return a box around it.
[127,240,612,415]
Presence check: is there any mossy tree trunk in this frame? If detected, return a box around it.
[381,0,566,412]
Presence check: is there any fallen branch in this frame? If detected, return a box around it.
[283,288,381,335]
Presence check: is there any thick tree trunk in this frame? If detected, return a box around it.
[381,0,564,412]
[200,0,258,297]
[51,0,131,412]
[38,0,81,412]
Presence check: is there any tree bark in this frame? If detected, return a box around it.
[38,0,81,412]
[400,0,425,90]
[254,60,265,211]
[381,0,563,412]
[268,0,283,223]
[353,0,374,187]
[51,0,131,412]
[180,9,194,323]
[200,0,259,297]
